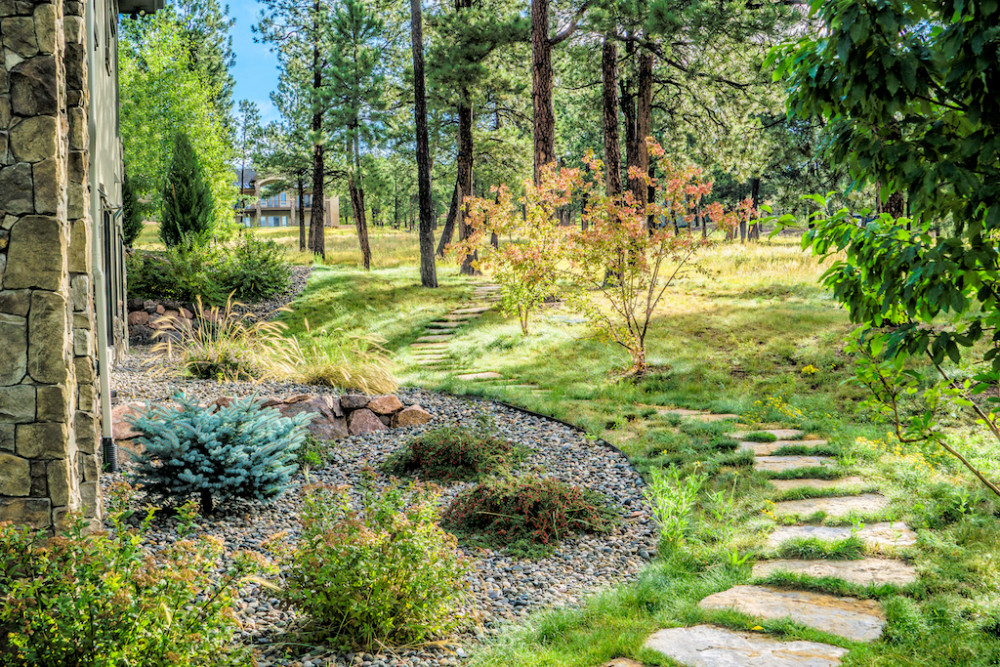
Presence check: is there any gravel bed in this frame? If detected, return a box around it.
[108,365,657,667]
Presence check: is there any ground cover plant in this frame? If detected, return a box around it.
[274,480,470,649]
[443,475,617,558]
[382,418,530,482]
[128,393,310,514]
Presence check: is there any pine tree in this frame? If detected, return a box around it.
[122,171,143,247]
[160,132,214,246]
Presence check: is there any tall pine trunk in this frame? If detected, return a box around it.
[308,5,326,259]
[297,177,305,252]
[749,177,761,240]
[531,0,556,184]
[457,100,477,275]
[437,182,459,256]
[620,38,641,203]
[349,130,372,270]
[637,52,653,212]
[602,36,622,196]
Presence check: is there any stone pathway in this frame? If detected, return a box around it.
[643,422,921,666]
[405,284,547,394]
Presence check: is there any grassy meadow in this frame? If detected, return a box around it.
[141,221,1000,665]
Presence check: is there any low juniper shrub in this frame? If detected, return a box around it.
[273,479,470,649]
[0,499,266,666]
[128,393,310,514]
[442,475,617,557]
[381,420,530,482]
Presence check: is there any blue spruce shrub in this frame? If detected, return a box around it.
[128,393,311,514]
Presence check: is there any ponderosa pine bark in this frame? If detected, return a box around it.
[531,0,556,184]
[308,6,326,259]
[602,36,622,196]
[437,183,459,256]
[637,51,653,208]
[348,130,372,270]
[297,177,306,251]
[457,100,477,275]
[411,0,438,286]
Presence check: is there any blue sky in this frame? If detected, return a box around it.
[229,0,281,122]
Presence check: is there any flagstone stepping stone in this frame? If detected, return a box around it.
[730,428,804,440]
[770,477,867,492]
[455,371,503,381]
[692,413,741,422]
[644,624,849,667]
[441,313,478,321]
[741,440,828,455]
[755,456,834,473]
[453,305,492,314]
[772,493,888,519]
[426,323,459,330]
[753,558,917,587]
[699,585,886,642]
[415,334,453,343]
[767,522,917,550]
[658,407,707,416]
[600,660,644,667]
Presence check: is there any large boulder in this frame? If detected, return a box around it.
[277,395,348,440]
[368,394,404,415]
[340,394,370,411]
[348,408,387,435]
[111,402,146,441]
[392,404,433,427]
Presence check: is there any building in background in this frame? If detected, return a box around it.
[0,0,159,532]
[235,167,340,228]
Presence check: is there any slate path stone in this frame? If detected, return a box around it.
[770,477,867,492]
[415,334,453,343]
[755,455,834,473]
[753,558,917,587]
[730,428,804,440]
[767,522,918,550]
[455,371,503,381]
[699,585,886,642]
[453,305,492,315]
[741,440,828,456]
[772,493,889,519]
[644,624,849,667]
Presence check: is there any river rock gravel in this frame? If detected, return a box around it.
[107,362,657,666]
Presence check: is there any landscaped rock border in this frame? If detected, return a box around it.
[112,392,433,445]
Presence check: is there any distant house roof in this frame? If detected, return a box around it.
[119,0,165,15]
[235,167,257,189]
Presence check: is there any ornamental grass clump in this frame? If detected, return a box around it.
[274,480,470,649]
[442,475,617,557]
[152,295,303,382]
[128,393,310,514]
[381,421,530,482]
[0,505,266,666]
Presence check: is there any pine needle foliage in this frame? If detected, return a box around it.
[127,393,310,514]
[122,171,143,248]
[160,132,214,247]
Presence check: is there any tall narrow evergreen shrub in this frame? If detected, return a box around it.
[160,132,213,247]
[122,171,143,247]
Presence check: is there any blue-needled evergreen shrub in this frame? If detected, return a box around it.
[128,393,310,514]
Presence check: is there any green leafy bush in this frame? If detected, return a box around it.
[223,233,292,302]
[128,393,309,514]
[276,481,470,649]
[442,475,617,557]
[126,234,290,306]
[0,507,263,666]
[382,421,530,482]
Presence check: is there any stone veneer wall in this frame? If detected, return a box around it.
[0,0,100,531]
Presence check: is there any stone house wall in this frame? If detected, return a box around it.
[0,0,100,531]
